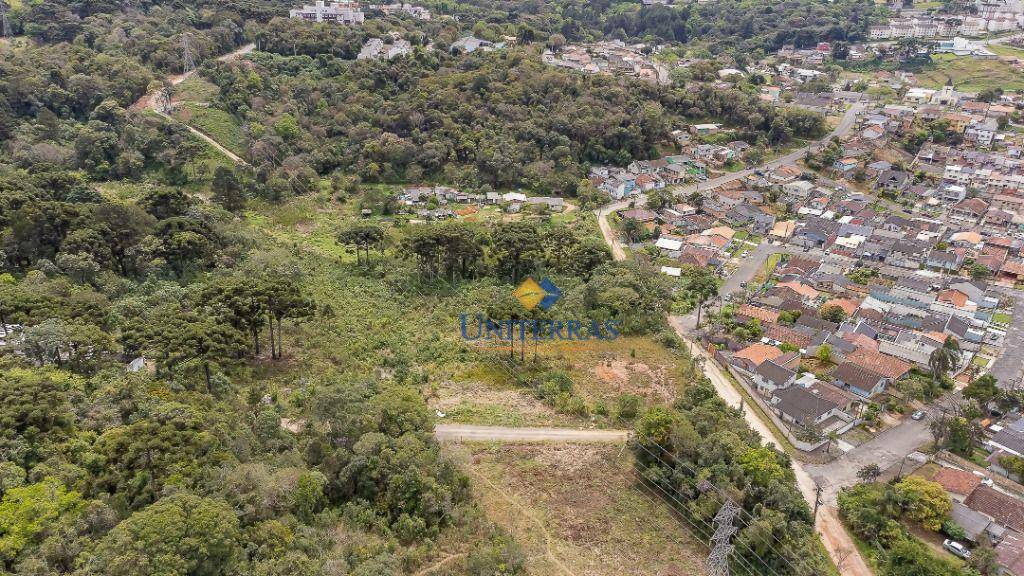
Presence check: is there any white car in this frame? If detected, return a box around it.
[943,539,971,559]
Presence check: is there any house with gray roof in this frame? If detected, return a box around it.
[753,359,797,394]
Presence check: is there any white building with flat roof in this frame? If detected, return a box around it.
[289,1,365,24]
[370,3,431,19]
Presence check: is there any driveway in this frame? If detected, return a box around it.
[805,392,961,503]
[805,417,932,502]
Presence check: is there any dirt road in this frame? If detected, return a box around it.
[131,43,255,166]
[435,424,629,443]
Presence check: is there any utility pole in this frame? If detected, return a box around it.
[896,455,908,480]
[706,499,740,576]
[181,33,196,73]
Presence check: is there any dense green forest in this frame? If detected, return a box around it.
[415,0,885,53]
[198,38,824,195]
[0,0,862,572]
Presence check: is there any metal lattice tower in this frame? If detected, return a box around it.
[181,33,196,73]
[0,2,12,38]
[706,499,741,576]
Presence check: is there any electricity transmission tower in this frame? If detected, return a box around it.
[0,1,12,38]
[181,33,196,73]
[706,499,741,576]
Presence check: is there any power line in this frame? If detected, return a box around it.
[626,411,827,576]
[475,325,824,576]
[483,345,815,576]
[628,431,822,576]
[605,341,829,576]
[632,462,781,576]
[632,472,766,576]
[362,261,811,576]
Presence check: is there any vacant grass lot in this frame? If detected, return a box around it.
[243,192,687,430]
[461,442,706,576]
[172,103,248,157]
[989,43,1024,58]
[916,54,1024,92]
[168,76,249,158]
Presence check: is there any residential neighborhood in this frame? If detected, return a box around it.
[598,34,1024,569]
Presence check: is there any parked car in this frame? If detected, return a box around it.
[943,539,971,560]
[911,410,926,421]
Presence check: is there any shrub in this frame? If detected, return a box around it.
[616,394,643,420]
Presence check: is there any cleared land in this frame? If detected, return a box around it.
[459,442,705,576]
[916,54,1024,92]
[170,77,249,157]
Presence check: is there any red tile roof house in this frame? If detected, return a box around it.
[772,281,821,303]
[965,485,1024,534]
[762,322,814,350]
[619,208,658,222]
[931,467,982,502]
[736,304,780,324]
[999,259,1024,284]
[846,347,912,380]
[730,343,784,374]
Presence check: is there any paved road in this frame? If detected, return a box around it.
[675,102,865,198]
[434,424,629,443]
[806,391,963,504]
[989,290,1024,390]
[593,102,874,576]
[131,43,255,166]
[805,417,932,502]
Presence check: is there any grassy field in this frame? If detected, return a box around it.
[172,103,248,157]
[242,191,686,430]
[173,76,222,102]
[169,77,249,158]
[459,442,706,576]
[916,54,1024,92]
[989,43,1024,58]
